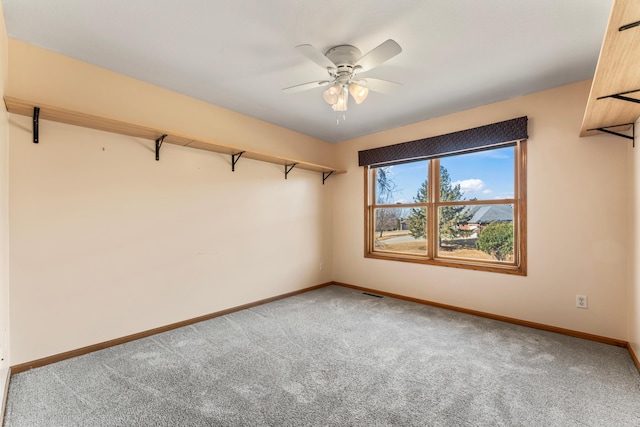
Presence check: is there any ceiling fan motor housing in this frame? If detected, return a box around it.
[325,45,362,77]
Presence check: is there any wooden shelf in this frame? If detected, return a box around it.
[580,0,640,137]
[4,96,346,177]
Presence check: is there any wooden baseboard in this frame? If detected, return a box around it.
[11,282,332,375]
[333,281,640,376]
[629,343,640,375]
[332,282,629,348]
[10,280,640,378]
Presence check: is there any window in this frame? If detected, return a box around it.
[362,118,527,275]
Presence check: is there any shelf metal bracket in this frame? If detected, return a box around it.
[33,107,40,144]
[619,20,640,32]
[589,123,635,146]
[597,89,640,105]
[155,134,167,161]
[322,171,334,185]
[284,163,298,179]
[231,151,245,172]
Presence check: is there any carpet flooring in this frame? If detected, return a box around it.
[3,285,640,426]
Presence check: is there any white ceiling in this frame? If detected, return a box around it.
[2,0,613,143]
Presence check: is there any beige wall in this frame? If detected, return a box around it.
[8,44,335,365]
[0,0,10,384]
[7,39,335,166]
[333,80,630,340]
[629,117,640,359]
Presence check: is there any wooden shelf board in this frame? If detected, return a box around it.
[4,96,346,176]
[185,140,337,173]
[581,0,640,137]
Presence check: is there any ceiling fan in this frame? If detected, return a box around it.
[283,39,403,112]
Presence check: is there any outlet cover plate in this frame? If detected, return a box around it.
[576,295,588,309]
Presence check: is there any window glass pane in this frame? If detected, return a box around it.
[440,147,514,201]
[374,160,428,205]
[437,204,514,262]
[373,207,427,255]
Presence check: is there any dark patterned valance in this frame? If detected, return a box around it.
[358,116,528,167]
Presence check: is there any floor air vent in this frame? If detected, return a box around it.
[362,292,383,298]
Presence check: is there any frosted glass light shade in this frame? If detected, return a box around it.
[323,84,341,105]
[349,82,369,104]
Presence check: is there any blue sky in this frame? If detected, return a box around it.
[379,147,515,204]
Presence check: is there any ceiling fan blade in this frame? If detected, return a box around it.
[355,78,402,94]
[295,44,336,70]
[282,80,331,94]
[355,39,402,73]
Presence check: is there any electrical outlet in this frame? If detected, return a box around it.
[576,295,588,309]
[320,263,324,271]
[0,330,5,362]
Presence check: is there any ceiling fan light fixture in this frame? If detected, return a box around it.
[285,40,403,117]
[349,82,369,104]
[323,83,341,105]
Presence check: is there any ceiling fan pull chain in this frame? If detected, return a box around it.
[335,112,348,125]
